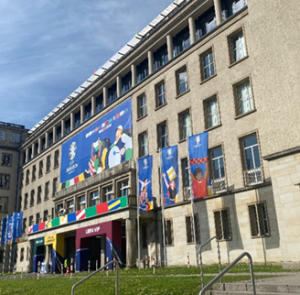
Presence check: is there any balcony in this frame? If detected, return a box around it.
[211,177,227,194]
[244,168,263,186]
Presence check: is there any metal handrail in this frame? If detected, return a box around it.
[199,236,222,288]
[199,252,256,295]
[71,260,118,295]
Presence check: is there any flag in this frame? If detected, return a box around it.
[138,156,153,211]
[167,166,177,181]
[6,215,13,245]
[13,212,23,243]
[0,217,7,246]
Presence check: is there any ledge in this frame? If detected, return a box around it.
[264,146,300,161]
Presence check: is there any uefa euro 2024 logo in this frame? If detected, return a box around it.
[69,142,77,160]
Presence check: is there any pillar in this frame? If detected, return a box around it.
[166,34,173,60]
[91,96,96,116]
[25,148,29,163]
[131,64,136,87]
[126,218,137,267]
[31,143,35,159]
[103,87,108,107]
[53,126,56,143]
[148,50,154,75]
[70,112,74,131]
[188,16,196,45]
[45,132,49,149]
[38,138,42,154]
[80,105,84,124]
[116,76,121,97]
[213,0,222,25]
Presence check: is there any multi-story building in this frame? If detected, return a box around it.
[2,0,300,272]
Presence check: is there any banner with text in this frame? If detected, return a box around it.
[6,215,13,245]
[13,212,23,243]
[0,217,7,246]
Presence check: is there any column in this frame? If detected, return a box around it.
[45,132,49,149]
[131,64,136,87]
[61,119,65,138]
[188,16,196,45]
[116,76,121,97]
[53,126,57,143]
[166,34,173,61]
[80,105,84,124]
[148,50,154,75]
[70,112,74,131]
[25,148,29,163]
[91,96,96,116]
[126,218,137,267]
[38,138,42,154]
[213,0,222,25]
[31,143,35,158]
[103,87,108,107]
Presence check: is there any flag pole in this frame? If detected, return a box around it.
[159,148,167,267]
[136,160,141,269]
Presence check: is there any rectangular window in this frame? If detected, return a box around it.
[103,185,113,202]
[138,132,148,158]
[43,210,48,222]
[36,213,40,224]
[156,82,166,108]
[32,165,36,182]
[214,209,231,240]
[186,215,200,244]
[248,202,270,237]
[56,125,62,140]
[136,59,149,84]
[84,103,92,121]
[34,142,38,157]
[53,178,58,196]
[90,190,99,207]
[201,49,215,81]
[137,94,147,119]
[41,137,46,151]
[39,160,43,177]
[235,79,254,115]
[1,153,12,166]
[37,186,42,204]
[210,146,226,193]
[229,29,247,63]
[153,44,168,72]
[74,111,81,128]
[67,199,74,213]
[10,132,21,143]
[57,204,64,216]
[24,194,28,210]
[0,197,8,213]
[164,219,173,246]
[65,119,71,135]
[45,182,50,200]
[48,132,53,146]
[20,173,23,188]
[0,174,10,189]
[195,7,216,40]
[22,218,27,234]
[176,66,188,95]
[121,71,132,95]
[25,169,30,184]
[78,195,86,210]
[118,179,129,198]
[157,121,168,149]
[108,83,117,104]
[241,133,262,185]
[0,130,6,141]
[46,155,51,172]
[54,150,59,168]
[173,27,190,57]
[204,96,220,129]
[95,93,104,113]
[178,110,192,140]
[30,190,35,207]
[29,215,33,226]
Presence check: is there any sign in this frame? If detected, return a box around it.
[138,156,153,211]
[85,226,100,235]
[34,237,44,246]
[60,99,132,189]
[45,235,56,245]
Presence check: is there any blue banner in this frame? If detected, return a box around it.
[6,215,13,245]
[13,212,23,242]
[138,156,153,211]
[188,132,211,199]
[60,99,132,189]
[0,217,7,246]
[161,145,179,207]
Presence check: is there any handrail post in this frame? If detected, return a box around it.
[115,261,119,295]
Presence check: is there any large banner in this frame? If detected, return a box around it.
[13,212,23,243]
[60,99,132,189]
[188,132,211,199]
[161,145,179,207]
[0,217,7,246]
[6,215,13,245]
[138,156,153,211]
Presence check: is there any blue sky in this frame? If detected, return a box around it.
[0,0,174,130]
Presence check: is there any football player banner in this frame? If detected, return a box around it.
[138,156,153,211]
[161,145,179,206]
[6,215,13,245]
[13,212,23,243]
[0,217,7,246]
[188,132,212,199]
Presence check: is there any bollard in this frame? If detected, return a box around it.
[21,267,23,279]
[70,258,73,280]
[106,257,109,277]
[13,267,16,279]
[88,260,90,273]
[145,255,148,269]
[96,260,98,270]
[37,261,41,279]
[187,252,190,268]
[61,263,63,276]
[152,255,155,274]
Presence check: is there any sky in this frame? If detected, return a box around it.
[0,0,174,130]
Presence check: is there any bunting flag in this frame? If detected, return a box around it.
[0,217,7,246]
[138,156,153,211]
[6,215,13,245]
[161,145,179,207]
[12,212,23,243]
[188,132,211,199]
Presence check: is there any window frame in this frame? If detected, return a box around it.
[89,190,99,207]
[213,208,232,241]
[0,173,10,189]
[157,121,169,150]
[46,155,51,173]
[117,178,130,198]
[203,94,221,130]
[137,93,147,119]
[164,219,174,246]
[178,109,192,141]
[176,65,189,96]
[102,184,114,203]
[1,153,12,167]
[155,81,166,109]
[228,27,248,65]
[200,47,216,82]
[138,131,148,158]
[186,214,200,244]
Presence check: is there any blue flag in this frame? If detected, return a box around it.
[6,215,13,245]
[138,156,153,211]
[0,217,7,246]
[188,132,211,199]
[13,212,23,243]
[161,145,179,207]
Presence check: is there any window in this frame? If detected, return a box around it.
[20,248,24,262]
[25,169,30,184]
[39,160,43,177]
[28,147,33,160]
[57,203,64,216]
[0,130,6,141]
[33,142,38,157]
[37,186,42,204]
[118,179,129,198]
[121,72,132,95]
[31,165,36,182]
[103,185,113,202]
[195,7,216,40]
[67,199,74,213]
[108,83,117,104]
[10,132,21,143]
[43,210,48,222]
[22,218,27,234]
[56,125,62,140]
[0,174,10,189]
[0,197,8,213]
[137,94,147,119]
[78,195,86,210]
[141,224,148,248]
[156,81,166,108]
[46,155,51,172]
[176,66,188,95]
[153,44,168,72]
[74,111,81,128]
[41,137,46,151]
[214,209,231,240]
[186,215,200,244]
[96,94,103,113]
[173,27,190,57]
[90,190,99,207]
[241,133,262,185]
[164,219,173,246]
[48,132,53,146]
[248,202,270,237]
[30,190,35,207]
[20,173,23,188]
[84,103,92,121]
[29,215,33,226]
[229,29,247,63]
[204,96,220,129]
[53,178,58,196]
[36,213,40,224]
[221,0,247,19]
[1,153,12,166]
[45,182,50,200]
[234,79,254,116]
[157,121,168,149]
[210,146,226,193]
[54,150,59,168]
[136,59,149,84]
[65,119,71,135]
[178,110,192,140]
[138,132,148,158]
[201,49,215,81]
[24,194,28,210]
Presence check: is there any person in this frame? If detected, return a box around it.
[139,178,151,191]
[85,159,96,176]
[91,138,101,173]
[113,125,132,161]
[162,173,177,202]
[139,185,149,211]
[191,161,209,198]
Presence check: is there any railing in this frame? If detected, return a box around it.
[199,236,222,288]
[71,260,119,295]
[199,252,256,295]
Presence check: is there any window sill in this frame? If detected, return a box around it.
[38,175,43,179]
[178,138,187,144]
[44,198,49,202]
[229,55,249,68]
[138,154,149,159]
[155,102,167,111]
[200,74,217,85]
[235,109,256,120]
[176,89,190,100]
[218,238,232,242]
[136,114,148,122]
[251,234,271,239]
[54,165,59,170]
[204,123,222,132]
[46,170,50,174]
